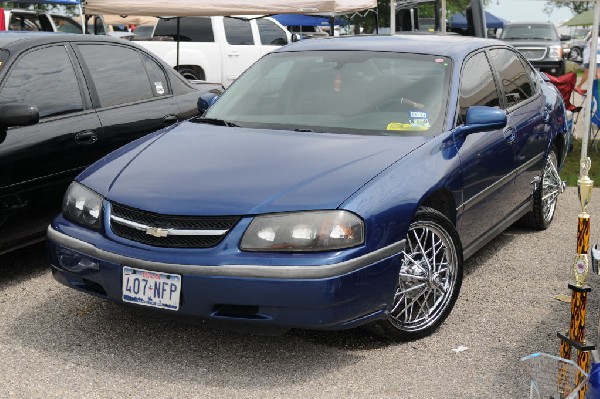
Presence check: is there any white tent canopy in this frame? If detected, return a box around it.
[83,0,377,16]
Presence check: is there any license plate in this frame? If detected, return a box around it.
[122,266,181,311]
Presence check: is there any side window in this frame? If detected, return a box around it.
[141,54,170,97]
[53,16,82,34]
[0,45,83,118]
[78,44,153,107]
[9,14,43,31]
[458,52,500,123]
[224,18,254,45]
[257,19,288,46]
[488,48,534,108]
[153,17,214,42]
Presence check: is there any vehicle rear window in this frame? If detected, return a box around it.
[154,17,214,42]
[78,44,154,107]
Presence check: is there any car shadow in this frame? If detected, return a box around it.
[6,288,393,388]
[0,242,48,290]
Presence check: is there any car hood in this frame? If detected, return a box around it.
[80,122,428,215]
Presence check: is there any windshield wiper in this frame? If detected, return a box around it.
[294,128,315,132]
[194,117,239,127]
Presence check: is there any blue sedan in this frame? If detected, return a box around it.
[47,34,568,341]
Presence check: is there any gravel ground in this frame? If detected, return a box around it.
[1,117,599,398]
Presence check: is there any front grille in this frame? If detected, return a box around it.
[109,202,240,248]
[515,47,547,61]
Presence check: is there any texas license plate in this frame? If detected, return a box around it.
[122,266,181,311]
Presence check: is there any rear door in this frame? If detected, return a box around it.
[487,48,546,210]
[75,42,181,155]
[221,17,262,86]
[0,43,102,250]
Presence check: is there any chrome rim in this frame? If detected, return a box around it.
[542,152,560,223]
[391,220,458,332]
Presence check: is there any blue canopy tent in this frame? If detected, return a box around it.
[448,11,505,29]
[270,14,347,27]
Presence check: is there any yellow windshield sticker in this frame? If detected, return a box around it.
[387,122,429,131]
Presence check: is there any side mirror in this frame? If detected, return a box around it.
[456,106,507,136]
[0,103,39,127]
[560,35,571,41]
[291,33,302,42]
[197,92,219,115]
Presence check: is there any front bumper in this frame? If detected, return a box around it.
[531,60,564,75]
[47,223,405,333]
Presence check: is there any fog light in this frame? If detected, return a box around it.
[57,247,99,273]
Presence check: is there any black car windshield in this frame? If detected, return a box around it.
[501,24,559,41]
[205,51,452,135]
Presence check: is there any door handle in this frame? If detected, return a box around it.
[503,127,515,143]
[163,115,178,124]
[228,51,240,57]
[75,130,97,145]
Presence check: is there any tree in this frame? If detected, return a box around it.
[543,1,592,16]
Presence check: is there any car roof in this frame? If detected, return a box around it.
[0,32,127,50]
[276,34,509,60]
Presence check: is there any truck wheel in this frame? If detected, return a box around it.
[176,66,205,81]
[570,47,583,63]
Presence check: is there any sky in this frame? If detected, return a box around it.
[485,0,575,24]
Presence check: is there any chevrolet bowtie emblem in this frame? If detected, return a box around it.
[146,227,169,237]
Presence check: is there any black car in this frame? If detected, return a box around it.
[0,32,218,254]
[500,21,570,76]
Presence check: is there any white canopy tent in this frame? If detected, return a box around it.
[83,0,377,16]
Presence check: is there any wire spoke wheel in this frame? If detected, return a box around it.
[391,219,459,332]
[520,148,561,230]
[541,151,560,224]
[366,207,463,341]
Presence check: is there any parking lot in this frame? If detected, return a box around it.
[1,185,599,398]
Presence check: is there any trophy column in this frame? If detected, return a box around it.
[558,157,595,398]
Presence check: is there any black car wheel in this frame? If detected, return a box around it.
[521,149,561,230]
[570,47,583,63]
[367,207,463,341]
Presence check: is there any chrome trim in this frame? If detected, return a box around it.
[514,47,547,61]
[110,215,228,236]
[47,226,405,280]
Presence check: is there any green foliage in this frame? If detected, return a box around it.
[544,1,592,16]
[561,139,600,187]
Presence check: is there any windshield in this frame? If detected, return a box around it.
[501,24,559,41]
[205,51,452,136]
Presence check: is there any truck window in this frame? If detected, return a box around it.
[78,44,154,107]
[257,19,288,46]
[224,18,254,45]
[154,17,214,42]
[0,45,83,118]
[10,14,44,31]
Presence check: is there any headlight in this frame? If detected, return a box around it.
[240,210,364,252]
[548,45,563,59]
[62,182,104,230]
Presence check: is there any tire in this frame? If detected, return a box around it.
[176,66,205,81]
[520,149,560,230]
[367,207,463,341]
[570,47,583,63]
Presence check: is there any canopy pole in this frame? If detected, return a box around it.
[390,0,395,35]
[176,17,180,69]
[79,4,85,34]
[441,0,446,34]
[581,0,600,165]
